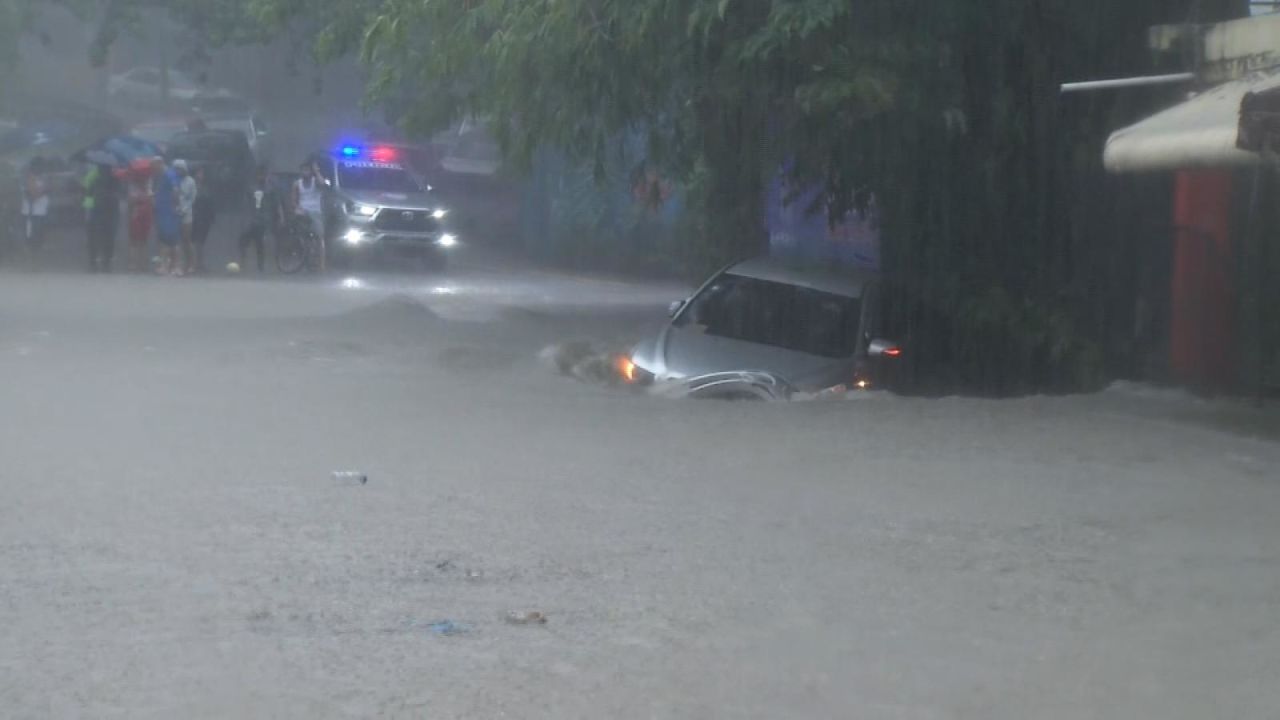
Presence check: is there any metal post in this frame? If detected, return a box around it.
[1059,73,1196,94]
[1245,164,1263,404]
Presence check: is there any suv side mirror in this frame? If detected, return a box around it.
[867,338,902,359]
[668,299,687,318]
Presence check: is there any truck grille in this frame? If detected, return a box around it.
[374,209,436,233]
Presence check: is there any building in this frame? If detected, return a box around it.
[1102,10,1280,394]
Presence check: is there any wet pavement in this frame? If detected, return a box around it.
[2,248,1279,719]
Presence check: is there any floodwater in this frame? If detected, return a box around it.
[2,262,1278,719]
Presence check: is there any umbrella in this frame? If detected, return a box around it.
[72,135,163,167]
[104,135,162,160]
[82,149,118,167]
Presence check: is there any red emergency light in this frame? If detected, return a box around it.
[369,146,398,162]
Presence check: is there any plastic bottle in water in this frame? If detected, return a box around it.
[332,471,368,485]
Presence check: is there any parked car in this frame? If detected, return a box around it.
[165,130,255,209]
[0,119,83,158]
[130,118,201,151]
[0,154,82,223]
[624,257,901,398]
[188,94,254,116]
[108,66,232,105]
[202,113,271,161]
[0,106,124,224]
[440,117,502,177]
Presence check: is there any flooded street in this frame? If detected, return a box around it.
[2,266,1277,719]
[3,2,1279,717]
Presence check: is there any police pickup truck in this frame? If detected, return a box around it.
[317,144,456,270]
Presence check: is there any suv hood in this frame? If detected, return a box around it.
[652,325,853,392]
[341,188,435,211]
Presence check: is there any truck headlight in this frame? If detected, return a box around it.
[437,233,458,248]
[353,204,376,217]
[432,208,448,219]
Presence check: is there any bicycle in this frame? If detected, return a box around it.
[275,214,323,274]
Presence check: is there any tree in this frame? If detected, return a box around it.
[108,0,1252,393]
[248,0,897,270]
[246,0,1250,393]
[0,0,81,96]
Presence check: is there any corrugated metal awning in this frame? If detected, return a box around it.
[1104,67,1280,173]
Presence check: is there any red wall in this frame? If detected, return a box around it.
[1170,170,1235,390]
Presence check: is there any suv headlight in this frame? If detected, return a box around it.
[616,356,655,386]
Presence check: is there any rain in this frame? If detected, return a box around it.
[1,2,1278,718]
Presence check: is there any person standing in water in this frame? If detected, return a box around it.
[190,166,217,274]
[125,157,157,273]
[19,157,49,268]
[153,158,181,275]
[174,159,197,275]
[239,165,280,273]
[86,157,121,273]
[291,159,326,272]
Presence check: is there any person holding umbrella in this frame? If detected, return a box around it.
[71,136,165,273]
[124,157,158,273]
[84,150,121,273]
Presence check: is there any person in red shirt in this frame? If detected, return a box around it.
[125,158,158,273]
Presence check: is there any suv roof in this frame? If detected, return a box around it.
[167,130,253,162]
[202,112,258,123]
[190,96,253,114]
[726,256,876,298]
[169,129,249,146]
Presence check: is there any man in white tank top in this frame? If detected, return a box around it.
[292,160,327,272]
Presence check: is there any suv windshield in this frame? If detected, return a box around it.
[205,118,253,142]
[167,133,245,162]
[676,273,862,358]
[336,161,422,193]
[133,123,190,146]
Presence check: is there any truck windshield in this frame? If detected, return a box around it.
[336,162,422,193]
[675,273,863,358]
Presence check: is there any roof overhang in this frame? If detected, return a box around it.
[1104,67,1280,173]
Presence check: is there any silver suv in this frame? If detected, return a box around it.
[626,257,901,398]
[316,145,456,270]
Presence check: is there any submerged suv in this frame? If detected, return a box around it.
[625,257,901,398]
[316,145,456,271]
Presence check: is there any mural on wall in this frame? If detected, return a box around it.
[766,174,880,270]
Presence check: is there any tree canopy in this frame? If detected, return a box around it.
[189,0,1258,391]
[4,0,1261,393]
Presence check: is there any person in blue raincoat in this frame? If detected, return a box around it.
[153,158,182,275]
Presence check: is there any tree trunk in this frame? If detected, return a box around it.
[692,99,767,275]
